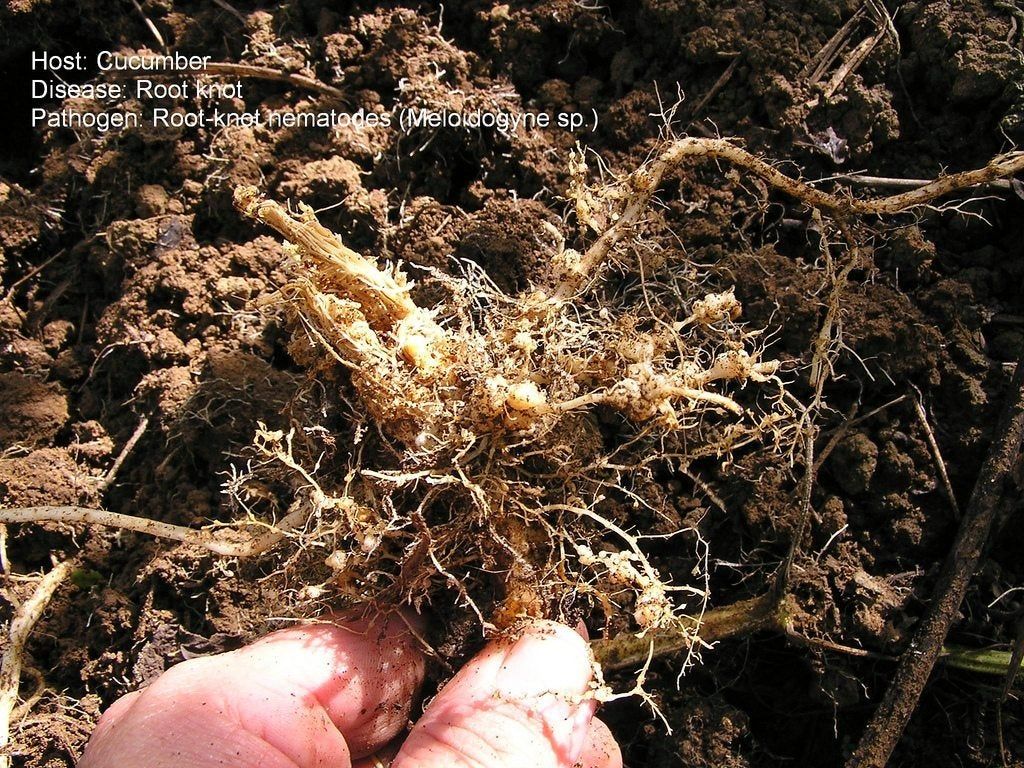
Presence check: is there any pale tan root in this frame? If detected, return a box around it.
[201,62,345,99]
[234,186,447,374]
[0,506,309,558]
[558,138,1024,297]
[1,559,75,768]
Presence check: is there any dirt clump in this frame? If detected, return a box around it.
[0,372,69,449]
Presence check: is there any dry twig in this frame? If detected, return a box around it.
[911,387,962,519]
[96,416,149,494]
[105,61,345,99]
[835,173,1013,192]
[201,62,345,100]
[774,426,818,601]
[687,56,740,125]
[129,0,167,53]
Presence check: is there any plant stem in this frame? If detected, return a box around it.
[591,592,789,671]
[941,645,1024,680]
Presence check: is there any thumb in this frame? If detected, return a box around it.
[392,620,620,768]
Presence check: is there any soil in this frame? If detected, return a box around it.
[2,1,1024,767]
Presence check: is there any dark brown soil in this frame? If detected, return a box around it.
[2,1,1023,767]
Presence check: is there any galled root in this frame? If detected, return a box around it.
[8,137,1021,658]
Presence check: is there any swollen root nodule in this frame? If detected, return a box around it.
[231,184,780,453]
[229,139,791,633]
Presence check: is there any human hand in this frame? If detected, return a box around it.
[77,613,622,768]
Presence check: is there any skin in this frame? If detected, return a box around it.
[78,615,622,768]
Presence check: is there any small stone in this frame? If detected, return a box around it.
[135,184,170,217]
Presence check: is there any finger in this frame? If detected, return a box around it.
[79,613,425,768]
[392,620,599,768]
[579,718,623,768]
[235,612,425,756]
[575,620,590,640]
[83,689,141,747]
[79,652,352,768]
